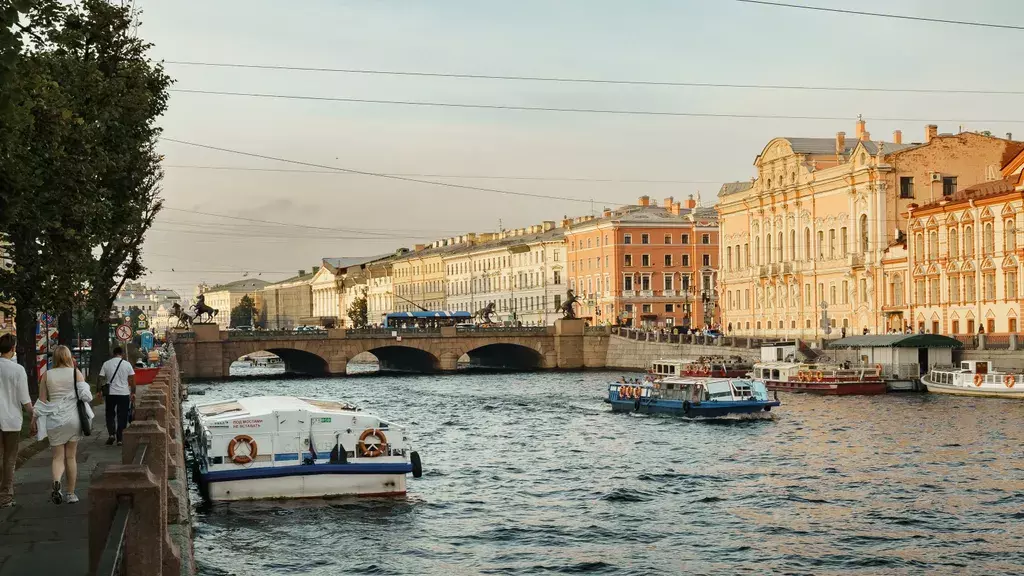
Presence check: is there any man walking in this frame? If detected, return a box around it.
[0,333,32,507]
[99,347,135,446]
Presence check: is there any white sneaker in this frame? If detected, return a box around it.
[66,493,80,504]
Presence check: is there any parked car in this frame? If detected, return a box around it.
[235,325,254,332]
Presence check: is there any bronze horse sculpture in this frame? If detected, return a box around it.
[473,302,497,324]
[191,294,219,324]
[170,302,195,328]
[559,289,581,319]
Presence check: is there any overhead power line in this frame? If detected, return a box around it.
[161,138,621,205]
[160,207,467,236]
[168,89,1024,124]
[735,0,1024,31]
[163,164,723,184]
[164,60,1024,96]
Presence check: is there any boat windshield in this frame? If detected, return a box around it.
[705,380,734,400]
[749,380,769,401]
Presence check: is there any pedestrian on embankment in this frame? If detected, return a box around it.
[0,333,33,508]
[99,347,135,446]
[32,345,93,504]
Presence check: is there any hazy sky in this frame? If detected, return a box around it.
[137,0,1024,295]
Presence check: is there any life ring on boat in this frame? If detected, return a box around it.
[973,374,983,387]
[1004,375,1015,388]
[227,435,257,465]
[875,364,883,374]
[618,386,627,398]
[357,429,389,458]
[814,371,824,382]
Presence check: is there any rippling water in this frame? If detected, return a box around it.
[189,364,1024,575]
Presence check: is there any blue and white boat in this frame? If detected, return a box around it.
[608,378,780,417]
[186,396,422,501]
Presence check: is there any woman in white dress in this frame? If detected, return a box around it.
[32,346,86,504]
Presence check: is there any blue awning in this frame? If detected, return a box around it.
[385,311,471,320]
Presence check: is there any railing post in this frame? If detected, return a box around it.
[1010,333,1018,351]
[89,463,164,576]
[978,334,986,350]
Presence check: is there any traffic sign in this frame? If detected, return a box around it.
[115,324,133,343]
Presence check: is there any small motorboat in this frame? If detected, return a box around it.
[608,378,780,418]
[922,360,1024,399]
[186,396,422,501]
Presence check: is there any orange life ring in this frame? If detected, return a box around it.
[875,364,883,374]
[973,374,983,387]
[618,386,626,397]
[815,371,824,382]
[227,435,257,465]
[358,428,389,458]
[1004,375,1015,388]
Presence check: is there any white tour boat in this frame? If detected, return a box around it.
[186,396,422,501]
[922,360,1024,399]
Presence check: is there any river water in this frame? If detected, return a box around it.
[189,364,1024,575]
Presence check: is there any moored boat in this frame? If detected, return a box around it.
[186,396,422,501]
[751,361,888,395]
[608,378,780,418]
[648,356,752,380]
[922,360,1024,399]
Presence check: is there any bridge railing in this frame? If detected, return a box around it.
[456,325,550,334]
[346,327,441,337]
[227,329,328,339]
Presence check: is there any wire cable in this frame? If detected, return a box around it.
[168,89,1024,124]
[164,60,1024,96]
[161,138,621,205]
[735,0,1024,31]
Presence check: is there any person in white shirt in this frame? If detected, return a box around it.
[0,334,33,508]
[99,347,135,446]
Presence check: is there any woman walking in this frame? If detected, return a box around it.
[31,346,93,504]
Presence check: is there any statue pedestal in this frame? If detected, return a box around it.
[192,323,221,342]
[554,319,585,336]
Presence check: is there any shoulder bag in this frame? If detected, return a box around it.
[73,375,92,437]
[103,358,124,398]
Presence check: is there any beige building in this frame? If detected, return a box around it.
[200,279,270,329]
[260,270,314,330]
[718,120,1024,339]
[392,242,460,312]
[366,256,399,326]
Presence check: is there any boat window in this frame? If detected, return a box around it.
[977,362,988,375]
[666,383,674,390]
[670,365,676,374]
[961,362,970,370]
[705,381,733,399]
[771,369,780,380]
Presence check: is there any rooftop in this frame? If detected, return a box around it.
[829,334,963,349]
[913,177,1018,212]
[204,278,271,293]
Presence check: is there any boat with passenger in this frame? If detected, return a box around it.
[608,378,780,417]
[648,356,753,380]
[752,341,887,395]
[186,396,423,501]
[922,360,1024,399]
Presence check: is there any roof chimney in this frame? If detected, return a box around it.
[835,131,846,153]
[561,218,571,228]
[663,196,674,208]
[893,130,902,144]
[1007,132,1013,140]
[685,194,696,209]
[298,269,306,276]
[602,208,612,217]
[638,195,650,207]
[926,124,938,143]
[543,220,555,231]
[855,118,867,141]
[414,244,425,251]
[671,202,681,215]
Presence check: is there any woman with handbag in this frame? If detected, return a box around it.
[30,346,93,504]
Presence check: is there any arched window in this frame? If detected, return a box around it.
[1007,267,1018,300]
[766,234,772,263]
[726,246,733,271]
[754,236,761,265]
[929,230,939,259]
[965,225,975,256]
[949,228,959,258]
[1006,219,1017,252]
[984,222,994,254]
[892,274,904,306]
[860,214,869,253]
[777,232,783,262]
[914,234,925,262]
[804,228,811,262]
[790,230,796,260]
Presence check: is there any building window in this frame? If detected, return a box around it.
[681,234,690,245]
[702,254,710,267]
[840,227,848,256]
[623,276,633,290]
[892,274,904,306]
[665,304,674,313]
[804,228,811,262]
[682,276,691,291]
[642,304,652,313]
[702,234,710,244]
[948,229,958,258]
[942,176,957,196]
[985,272,996,300]
[966,275,976,301]
[965,226,974,256]
[967,319,975,333]
[929,278,940,304]
[624,303,633,314]
[829,285,836,305]
[553,271,561,285]
[952,320,960,334]
[725,248,731,270]
[984,223,994,255]
[929,230,939,259]
[682,254,690,267]
[664,235,672,244]
[664,275,673,290]
[829,229,836,259]
[949,276,959,303]
[641,254,651,267]
[665,254,673,267]
[915,279,926,304]
[900,176,914,198]
[1011,318,1018,332]
[817,231,824,259]
[842,280,849,304]
[860,214,869,253]
[641,234,650,245]
[1007,220,1017,252]
[915,234,925,262]
[624,254,632,267]
[1007,268,1018,300]
[624,234,632,245]
[987,318,996,333]
[641,276,651,291]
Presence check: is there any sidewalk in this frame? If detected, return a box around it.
[0,405,123,576]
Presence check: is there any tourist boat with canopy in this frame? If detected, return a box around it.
[608,378,780,417]
[922,360,1024,399]
[186,396,422,501]
[648,356,752,380]
[752,341,887,395]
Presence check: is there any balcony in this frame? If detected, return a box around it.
[781,262,793,275]
[662,290,676,297]
[621,290,636,297]
[639,290,654,298]
[848,254,865,269]
[758,265,769,278]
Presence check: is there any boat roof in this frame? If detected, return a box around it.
[194,396,360,420]
[829,334,963,349]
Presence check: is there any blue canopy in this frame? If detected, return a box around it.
[385,311,471,320]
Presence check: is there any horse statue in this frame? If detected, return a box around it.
[559,289,582,319]
[171,302,196,328]
[192,294,219,324]
[473,302,497,324]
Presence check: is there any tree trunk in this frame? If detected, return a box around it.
[15,307,38,400]
[58,309,74,346]
[89,314,110,389]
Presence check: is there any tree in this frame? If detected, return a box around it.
[230,296,257,328]
[347,289,369,329]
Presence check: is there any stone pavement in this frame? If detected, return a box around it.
[0,405,122,576]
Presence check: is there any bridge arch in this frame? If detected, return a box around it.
[227,341,333,377]
[363,345,441,374]
[461,343,545,371]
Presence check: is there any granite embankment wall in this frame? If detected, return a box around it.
[604,334,760,370]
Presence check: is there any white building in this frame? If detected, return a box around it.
[366,257,398,326]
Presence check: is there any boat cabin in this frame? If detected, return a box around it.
[828,334,962,377]
[658,378,770,402]
[760,341,798,362]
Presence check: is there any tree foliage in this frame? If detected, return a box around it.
[230,295,257,328]
[347,290,369,329]
[0,0,171,390]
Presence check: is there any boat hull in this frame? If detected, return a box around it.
[764,379,887,395]
[198,463,412,501]
[609,397,779,418]
[922,378,1024,399]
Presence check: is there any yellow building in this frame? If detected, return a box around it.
[392,241,463,312]
[718,120,1023,339]
[200,279,270,329]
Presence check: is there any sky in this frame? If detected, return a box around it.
[136,0,1024,296]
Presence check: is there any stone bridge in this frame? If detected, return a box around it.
[171,321,613,379]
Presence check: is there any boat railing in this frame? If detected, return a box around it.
[797,365,883,379]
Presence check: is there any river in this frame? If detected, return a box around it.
[189,364,1024,575]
